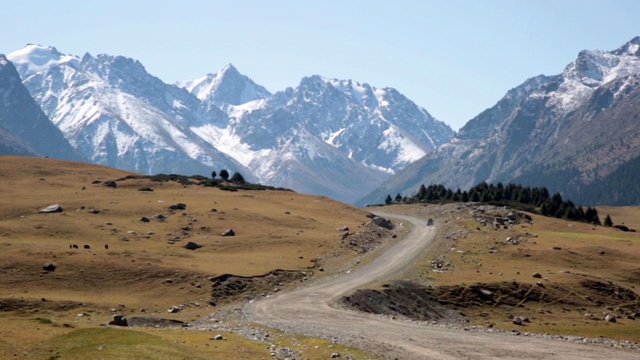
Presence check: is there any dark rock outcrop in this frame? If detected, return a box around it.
[184,241,202,250]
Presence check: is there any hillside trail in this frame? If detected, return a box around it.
[243,212,639,359]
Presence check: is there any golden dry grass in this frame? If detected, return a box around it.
[0,155,377,359]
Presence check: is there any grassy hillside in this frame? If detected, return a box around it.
[375,203,640,341]
[0,155,378,359]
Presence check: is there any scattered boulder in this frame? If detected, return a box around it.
[84,245,91,249]
[505,237,519,245]
[39,204,63,213]
[222,229,235,237]
[168,203,187,210]
[211,334,224,340]
[42,263,56,272]
[139,217,150,223]
[605,313,617,323]
[108,314,128,326]
[184,241,202,250]
[512,316,529,325]
[167,304,187,313]
[331,352,341,358]
[337,226,349,231]
[532,272,542,279]
[104,180,117,188]
[89,209,100,214]
[138,187,154,192]
[154,214,167,221]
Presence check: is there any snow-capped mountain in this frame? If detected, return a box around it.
[358,36,640,206]
[176,63,271,113]
[0,54,80,159]
[7,45,249,177]
[7,44,453,203]
[186,74,454,202]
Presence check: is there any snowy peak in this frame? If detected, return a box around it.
[613,36,640,56]
[218,63,241,78]
[81,53,147,74]
[563,39,640,87]
[326,78,377,107]
[7,44,79,77]
[178,63,271,109]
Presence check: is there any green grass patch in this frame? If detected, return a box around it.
[34,317,55,325]
[33,328,212,360]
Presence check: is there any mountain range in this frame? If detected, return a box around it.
[3,37,640,206]
[5,45,453,203]
[358,36,640,206]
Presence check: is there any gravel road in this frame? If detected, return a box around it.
[243,212,639,359]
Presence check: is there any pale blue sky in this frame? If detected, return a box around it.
[3,1,639,130]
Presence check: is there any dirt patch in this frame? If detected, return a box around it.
[127,316,185,328]
[341,280,466,323]
[432,278,640,318]
[210,269,311,305]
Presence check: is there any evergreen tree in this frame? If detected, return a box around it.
[384,194,392,205]
[211,170,217,179]
[219,169,230,181]
[603,214,613,227]
[417,184,427,200]
[394,193,403,203]
[230,172,246,183]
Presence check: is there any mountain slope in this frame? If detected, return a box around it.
[0,54,80,159]
[8,45,249,177]
[358,36,640,206]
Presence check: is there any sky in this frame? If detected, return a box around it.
[2,0,639,130]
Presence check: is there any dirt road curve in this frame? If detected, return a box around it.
[244,212,638,359]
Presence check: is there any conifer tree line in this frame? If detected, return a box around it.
[385,182,609,225]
